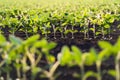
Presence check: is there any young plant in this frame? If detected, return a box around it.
[113,37,120,80]
[98,41,113,80]
[34,37,58,80]
[0,34,14,80]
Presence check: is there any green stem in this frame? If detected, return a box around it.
[84,26,87,39]
[80,64,85,80]
[49,61,60,80]
[44,26,48,39]
[17,68,21,79]
[25,28,28,38]
[93,24,96,39]
[116,52,120,80]
[0,27,2,34]
[43,61,60,80]
[96,61,101,80]
[22,24,28,38]
[35,54,42,66]
[108,26,112,40]
[61,29,64,38]
[52,24,56,39]
[6,72,10,80]
[23,72,27,80]
[64,26,67,38]
[71,26,74,39]
[101,27,105,40]
[21,55,27,80]
[0,60,5,67]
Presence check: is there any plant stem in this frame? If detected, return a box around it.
[52,24,56,39]
[96,61,101,80]
[21,55,27,80]
[49,61,60,80]
[0,60,5,67]
[6,72,10,80]
[22,24,28,38]
[0,27,2,34]
[61,29,64,38]
[87,20,90,39]
[79,64,85,80]
[23,72,27,80]
[64,26,67,38]
[108,26,112,40]
[44,25,48,39]
[35,54,42,66]
[101,27,105,40]
[43,61,60,80]
[93,24,96,39]
[115,52,120,80]
[17,68,21,79]
[71,26,74,39]
[84,26,87,39]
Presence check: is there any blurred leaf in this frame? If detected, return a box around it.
[58,46,73,66]
[85,48,97,66]
[109,17,114,23]
[98,49,111,60]
[47,42,57,50]
[108,70,116,77]
[47,55,55,64]
[104,24,110,28]
[0,34,6,45]
[24,34,40,45]
[32,67,41,75]
[83,71,97,80]
[98,41,112,49]
[82,53,89,64]
[71,46,82,64]
[9,35,22,45]
[34,39,47,48]
[33,26,38,33]
[113,37,120,54]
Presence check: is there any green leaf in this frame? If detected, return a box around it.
[113,37,120,54]
[58,46,73,66]
[32,67,41,75]
[9,35,22,45]
[71,46,82,64]
[108,70,116,77]
[24,34,40,45]
[0,34,6,45]
[83,71,97,80]
[47,42,57,50]
[46,55,55,64]
[33,26,38,33]
[98,49,111,60]
[109,17,114,23]
[98,41,112,49]
[82,53,89,63]
[8,50,17,60]
[85,48,97,66]
[61,22,68,26]
[90,28,95,31]
[13,63,22,69]
[34,39,47,48]
[104,24,110,28]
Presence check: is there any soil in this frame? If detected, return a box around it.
[1,29,120,80]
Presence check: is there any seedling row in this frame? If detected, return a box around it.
[0,34,120,80]
[0,1,120,39]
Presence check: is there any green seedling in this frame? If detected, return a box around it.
[113,37,120,80]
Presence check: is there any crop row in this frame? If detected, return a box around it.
[0,34,120,80]
[0,1,120,39]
